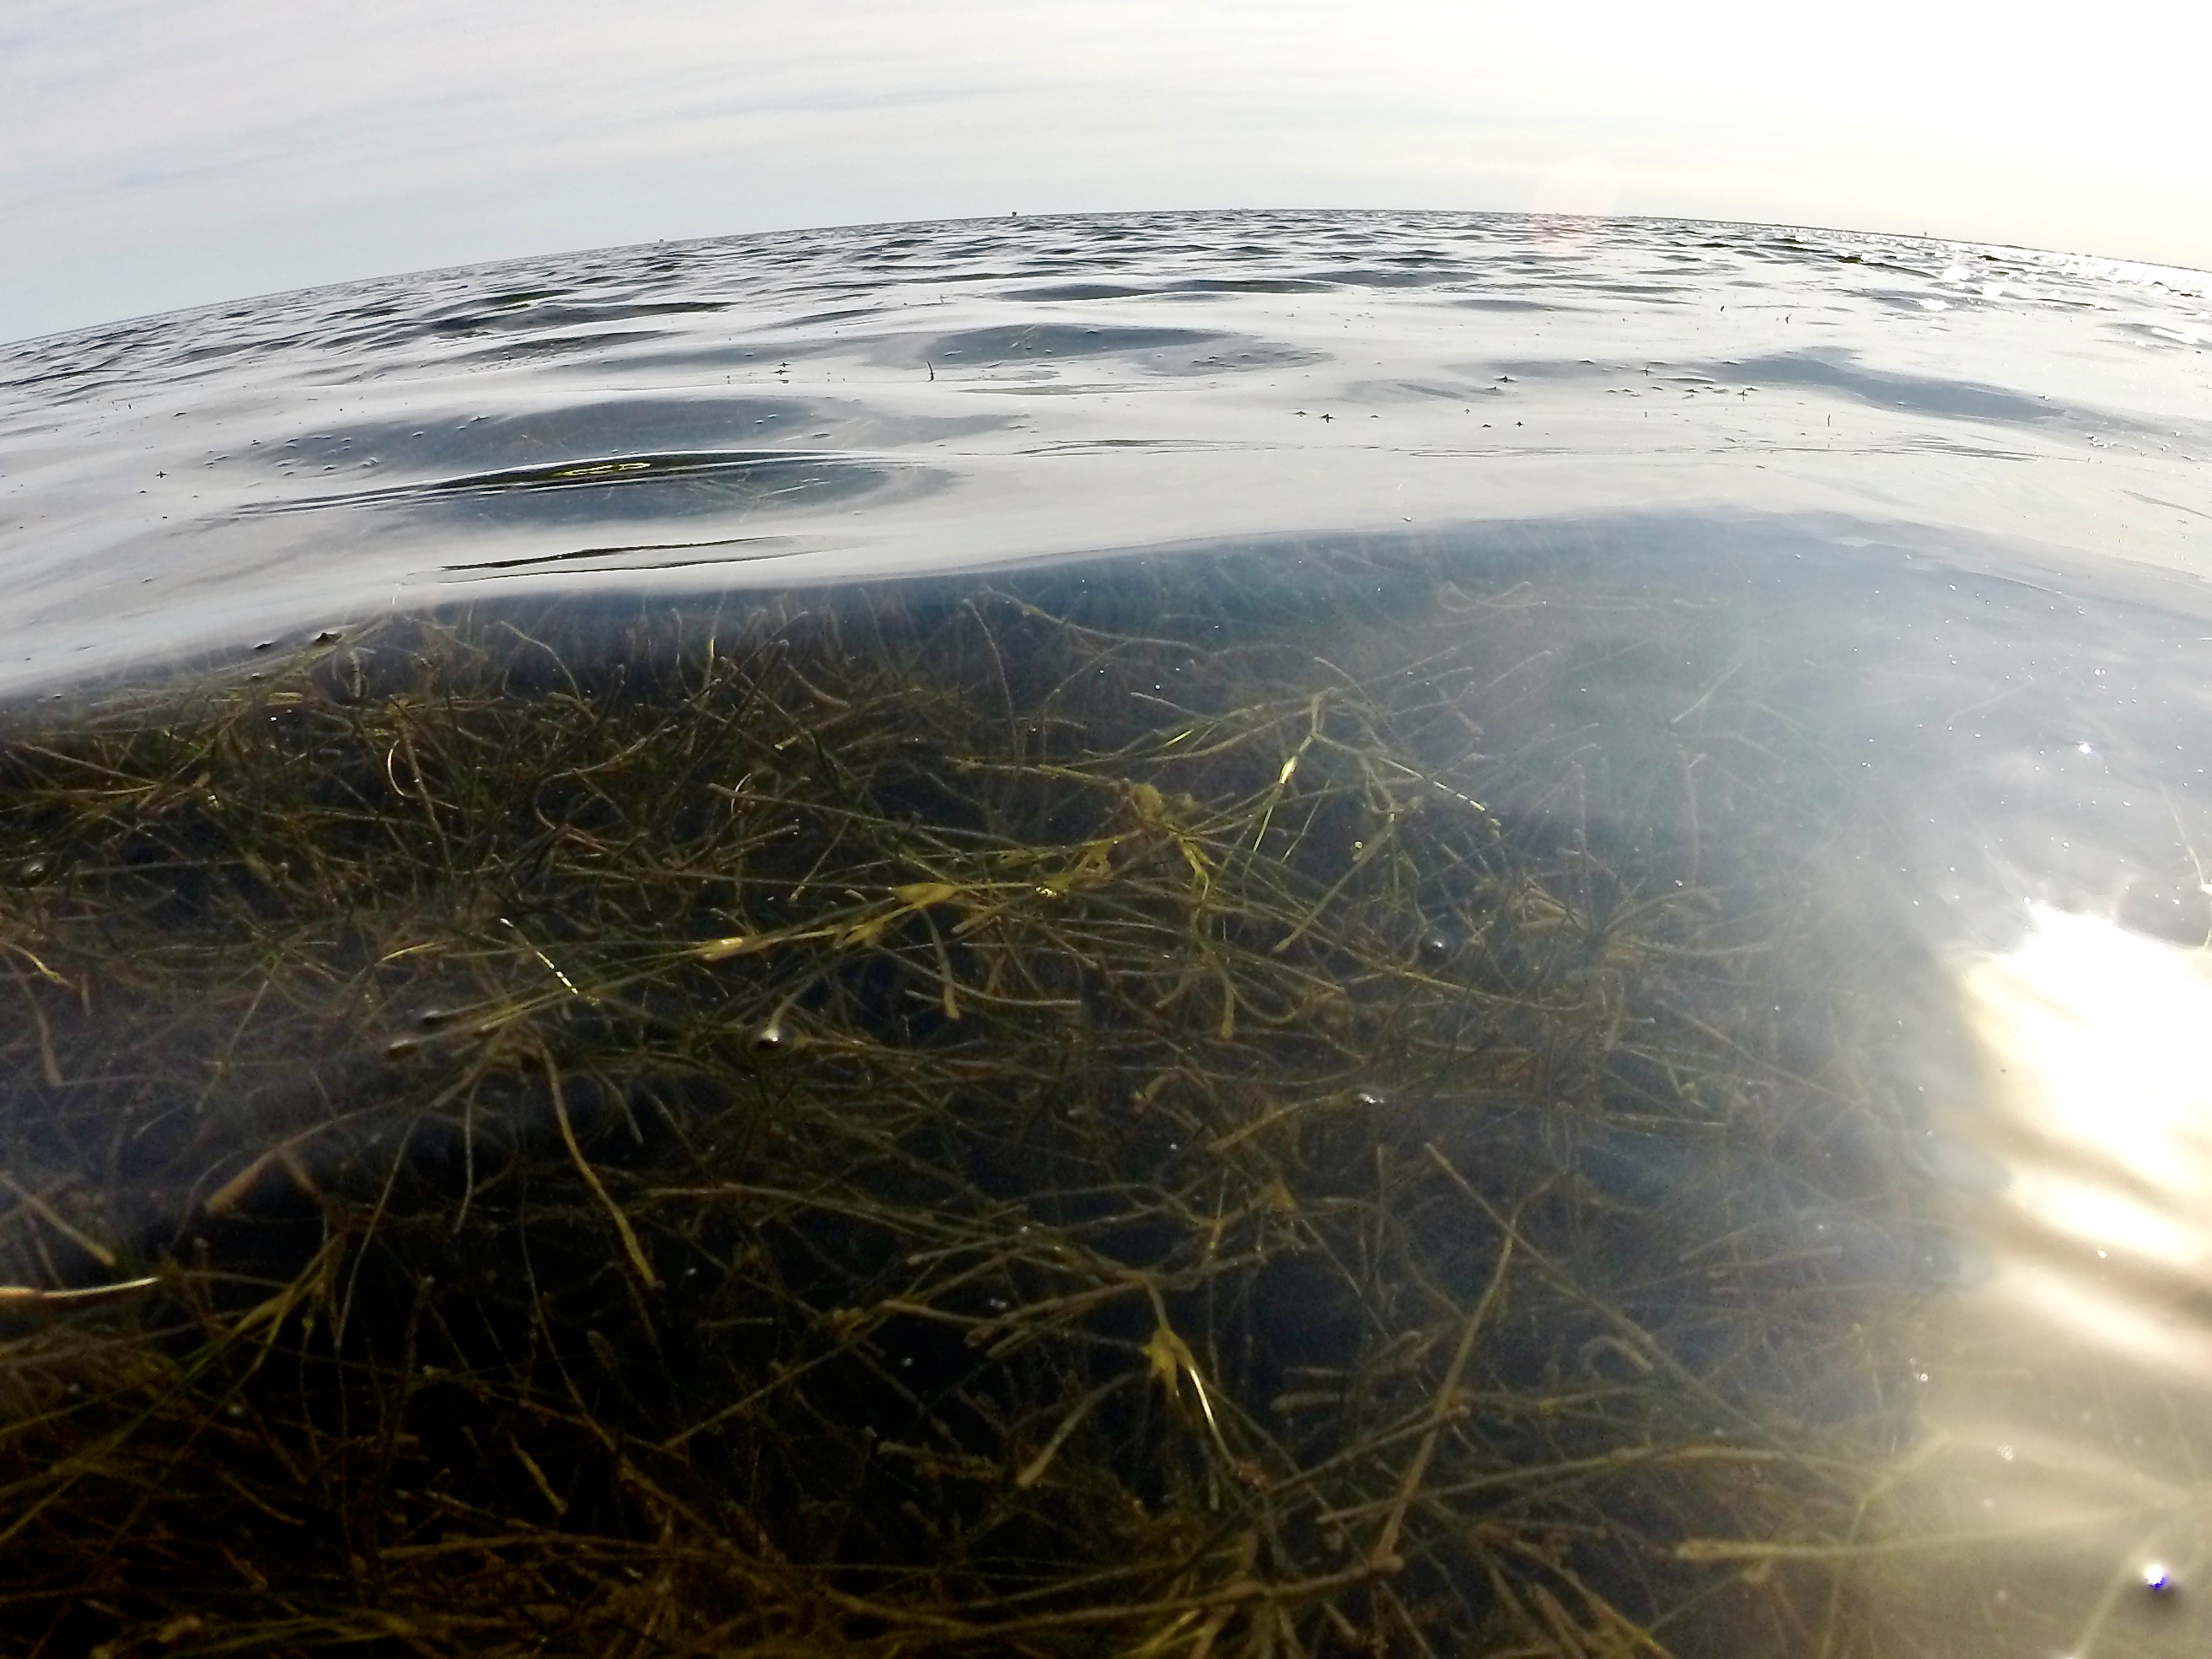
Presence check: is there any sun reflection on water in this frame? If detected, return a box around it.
[1894,905,2212,1652]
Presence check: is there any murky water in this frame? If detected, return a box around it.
[3,211,2211,1656]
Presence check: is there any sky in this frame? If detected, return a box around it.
[4,0,2210,343]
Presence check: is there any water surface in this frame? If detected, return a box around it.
[3,211,2211,1656]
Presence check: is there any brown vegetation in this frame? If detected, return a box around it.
[0,550,1931,1656]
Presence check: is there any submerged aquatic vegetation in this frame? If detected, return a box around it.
[0,546,1936,1656]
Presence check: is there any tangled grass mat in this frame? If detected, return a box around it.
[0,548,1936,1656]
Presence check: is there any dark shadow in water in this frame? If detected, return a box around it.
[883,322,1324,375]
[238,448,928,529]
[440,534,808,575]
[256,395,976,480]
[421,295,729,333]
[1715,349,2075,427]
[1467,346,2209,446]
[443,329,674,366]
[1450,295,1564,313]
[1004,278,1335,300]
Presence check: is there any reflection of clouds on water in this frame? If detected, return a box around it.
[1893,907,2212,1654]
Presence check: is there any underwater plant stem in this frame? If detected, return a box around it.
[540,1039,660,1292]
[1366,1168,1517,1574]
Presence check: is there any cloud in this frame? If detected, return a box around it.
[3,0,2208,340]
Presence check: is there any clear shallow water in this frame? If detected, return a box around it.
[3,211,2212,1655]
